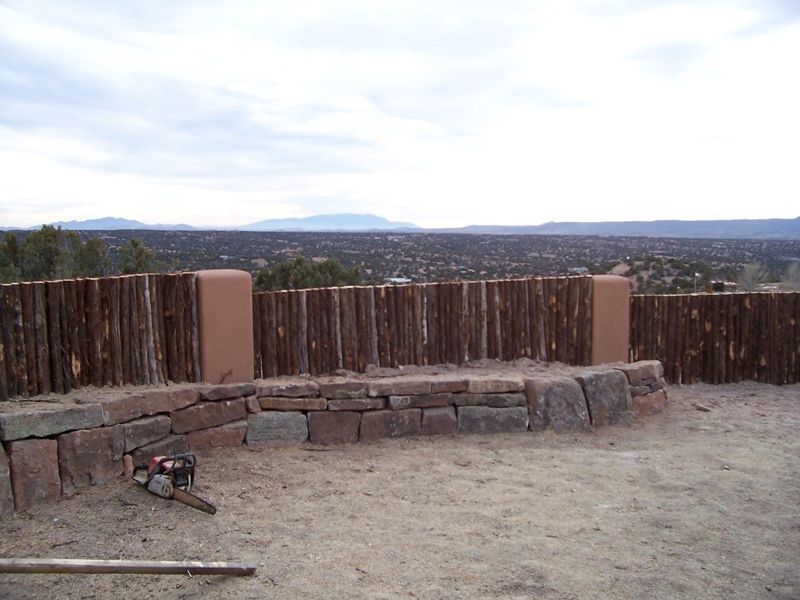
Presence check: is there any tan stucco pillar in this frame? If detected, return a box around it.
[196,269,254,384]
[591,275,630,365]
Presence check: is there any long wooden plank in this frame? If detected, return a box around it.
[0,558,256,576]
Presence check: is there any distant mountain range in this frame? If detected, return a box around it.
[442,218,800,240]
[3,214,799,240]
[39,217,197,231]
[243,213,418,231]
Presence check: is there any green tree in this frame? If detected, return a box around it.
[0,232,22,283]
[118,237,160,274]
[254,257,361,291]
[17,225,76,281]
[74,237,111,277]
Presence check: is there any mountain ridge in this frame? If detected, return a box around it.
[3,214,799,240]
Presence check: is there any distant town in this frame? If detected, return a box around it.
[4,227,797,294]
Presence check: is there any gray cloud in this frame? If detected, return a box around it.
[0,35,377,180]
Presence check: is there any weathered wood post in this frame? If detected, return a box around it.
[591,275,630,365]
[196,270,254,384]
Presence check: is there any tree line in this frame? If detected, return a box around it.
[0,226,162,283]
[0,227,363,291]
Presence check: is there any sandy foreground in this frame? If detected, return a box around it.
[0,383,798,600]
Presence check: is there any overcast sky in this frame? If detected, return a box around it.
[1,0,798,228]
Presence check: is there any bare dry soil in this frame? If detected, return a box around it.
[1,383,798,600]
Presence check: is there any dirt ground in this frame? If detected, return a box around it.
[1,383,798,600]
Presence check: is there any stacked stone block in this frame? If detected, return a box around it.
[613,360,669,418]
[0,361,668,514]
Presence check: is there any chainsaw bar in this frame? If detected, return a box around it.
[172,487,217,514]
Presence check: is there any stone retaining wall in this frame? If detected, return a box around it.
[0,361,667,514]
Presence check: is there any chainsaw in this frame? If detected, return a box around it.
[132,454,217,514]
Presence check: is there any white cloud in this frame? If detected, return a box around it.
[0,0,798,228]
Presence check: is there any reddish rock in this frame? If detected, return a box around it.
[0,444,13,514]
[188,421,247,449]
[308,412,361,445]
[258,397,327,411]
[244,395,261,413]
[327,397,385,411]
[129,435,188,466]
[0,404,105,441]
[122,454,134,479]
[122,415,172,452]
[367,378,431,397]
[256,380,320,398]
[57,426,125,496]
[140,388,199,416]
[421,407,458,436]
[200,383,256,401]
[170,398,246,434]
[388,393,453,410]
[629,385,652,397]
[453,393,526,408]
[76,393,146,425]
[7,439,61,510]
[319,381,368,399]
[465,376,524,394]
[359,409,421,441]
[633,389,668,418]
[457,406,529,434]
[430,377,469,394]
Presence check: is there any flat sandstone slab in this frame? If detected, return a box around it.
[0,404,105,441]
[246,412,308,446]
[457,406,529,434]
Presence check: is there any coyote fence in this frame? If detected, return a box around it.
[630,292,800,385]
[253,275,594,378]
[0,273,200,400]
